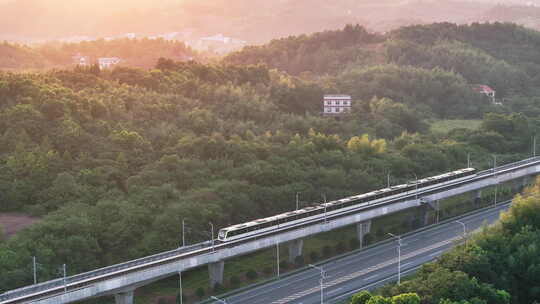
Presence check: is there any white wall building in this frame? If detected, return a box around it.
[98,57,121,69]
[323,95,352,115]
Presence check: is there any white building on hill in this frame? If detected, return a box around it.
[323,95,352,115]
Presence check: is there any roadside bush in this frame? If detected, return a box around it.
[309,251,319,261]
[230,275,241,287]
[335,241,346,253]
[364,233,374,246]
[322,245,333,257]
[157,298,167,304]
[349,238,360,250]
[294,255,305,266]
[246,269,258,280]
[195,287,205,299]
[213,282,224,293]
[279,260,290,270]
[263,266,273,275]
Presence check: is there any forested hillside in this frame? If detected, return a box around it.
[1,23,540,298]
[0,38,196,70]
[225,22,540,99]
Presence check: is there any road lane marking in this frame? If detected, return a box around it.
[429,250,444,257]
[363,274,380,281]
[327,288,343,295]
[401,262,412,268]
[271,235,461,303]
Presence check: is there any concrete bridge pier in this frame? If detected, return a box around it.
[522,175,531,188]
[288,239,304,263]
[115,290,134,304]
[208,260,225,288]
[472,190,482,205]
[419,204,432,226]
[356,220,372,249]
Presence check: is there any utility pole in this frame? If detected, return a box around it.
[181,219,185,247]
[178,271,183,304]
[467,152,471,168]
[309,264,326,304]
[534,136,537,157]
[276,242,280,277]
[387,172,391,188]
[209,222,215,252]
[32,256,37,285]
[63,264,67,293]
[388,233,402,285]
[322,194,327,224]
[413,174,418,200]
[492,155,498,205]
[296,192,299,211]
[455,220,467,246]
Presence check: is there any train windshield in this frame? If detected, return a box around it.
[218,230,227,239]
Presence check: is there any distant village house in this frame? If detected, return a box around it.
[98,57,121,69]
[472,84,497,104]
[72,53,90,66]
[191,33,247,54]
[323,95,352,115]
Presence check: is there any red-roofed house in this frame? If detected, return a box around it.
[472,84,496,103]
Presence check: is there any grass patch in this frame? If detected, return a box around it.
[429,119,482,134]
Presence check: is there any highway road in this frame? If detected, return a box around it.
[216,202,510,304]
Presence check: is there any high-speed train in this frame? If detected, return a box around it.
[217,168,477,242]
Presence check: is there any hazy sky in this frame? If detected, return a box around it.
[1,0,539,42]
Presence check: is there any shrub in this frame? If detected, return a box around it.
[263,266,273,275]
[351,290,372,304]
[349,238,360,250]
[195,287,205,299]
[335,241,346,253]
[309,251,319,261]
[322,245,333,257]
[157,298,168,304]
[279,260,290,270]
[246,269,258,280]
[230,275,241,287]
[294,255,305,266]
[213,282,224,292]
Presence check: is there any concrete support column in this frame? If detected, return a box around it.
[472,190,482,205]
[208,260,224,288]
[420,205,430,226]
[288,239,304,263]
[356,220,372,249]
[115,290,134,304]
[522,176,530,188]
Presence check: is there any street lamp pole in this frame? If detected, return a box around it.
[322,194,327,224]
[182,218,185,247]
[413,174,418,200]
[209,222,215,252]
[492,155,498,205]
[178,271,183,304]
[276,241,280,277]
[533,136,537,157]
[309,264,326,304]
[387,172,391,188]
[467,152,471,168]
[210,296,228,304]
[455,220,467,245]
[32,256,37,285]
[63,264,67,292]
[296,192,299,211]
[388,233,402,285]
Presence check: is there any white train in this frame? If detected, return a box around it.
[217,168,477,242]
